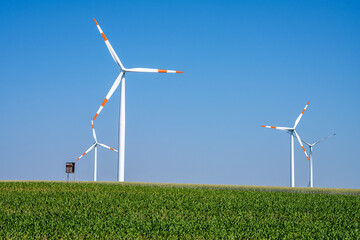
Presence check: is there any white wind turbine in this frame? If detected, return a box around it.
[261,101,311,187]
[302,133,336,188]
[75,118,118,181]
[91,18,183,182]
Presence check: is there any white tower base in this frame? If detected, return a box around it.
[290,133,295,187]
[118,76,125,182]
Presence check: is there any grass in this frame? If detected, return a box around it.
[1,181,360,239]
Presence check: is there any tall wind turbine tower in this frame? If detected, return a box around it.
[261,101,311,187]
[75,118,118,181]
[92,18,183,182]
[302,133,336,188]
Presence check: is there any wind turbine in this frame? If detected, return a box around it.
[302,133,336,188]
[75,118,118,181]
[91,18,183,182]
[261,101,311,187]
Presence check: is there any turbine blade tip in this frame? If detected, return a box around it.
[260,125,265,127]
[93,18,98,25]
[176,71,184,73]
[307,100,310,105]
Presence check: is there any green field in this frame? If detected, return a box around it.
[1,181,360,239]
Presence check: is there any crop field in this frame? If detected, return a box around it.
[1,181,360,239]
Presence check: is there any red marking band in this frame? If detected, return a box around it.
[101,98,108,107]
[101,32,107,41]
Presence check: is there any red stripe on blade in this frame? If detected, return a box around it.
[101,32,107,41]
[101,98,108,107]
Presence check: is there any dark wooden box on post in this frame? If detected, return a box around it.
[66,162,75,173]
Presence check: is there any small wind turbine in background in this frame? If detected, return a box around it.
[75,118,118,181]
[91,18,183,182]
[302,133,336,188]
[261,101,311,187]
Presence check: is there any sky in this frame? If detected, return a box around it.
[1,0,360,188]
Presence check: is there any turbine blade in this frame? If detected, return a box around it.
[93,72,123,121]
[75,143,96,161]
[313,133,336,146]
[301,139,311,146]
[98,143,118,152]
[294,131,310,161]
[93,18,124,70]
[260,125,292,131]
[126,68,184,73]
[293,101,310,128]
[91,118,97,142]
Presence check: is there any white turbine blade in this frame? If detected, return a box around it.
[98,143,118,152]
[301,139,311,146]
[293,101,310,129]
[91,118,97,142]
[93,18,124,70]
[260,125,292,131]
[126,68,184,73]
[93,72,123,120]
[313,133,336,146]
[294,130,310,161]
[76,143,96,161]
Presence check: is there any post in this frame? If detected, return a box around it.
[118,76,125,182]
[290,133,295,187]
[310,147,313,188]
[94,145,97,181]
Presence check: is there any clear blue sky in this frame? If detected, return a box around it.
[1,0,359,188]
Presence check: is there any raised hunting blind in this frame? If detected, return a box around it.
[66,162,76,181]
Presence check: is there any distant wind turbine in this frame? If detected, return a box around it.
[302,133,336,188]
[261,101,311,187]
[91,18,183,182]
[75,118,118,181]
